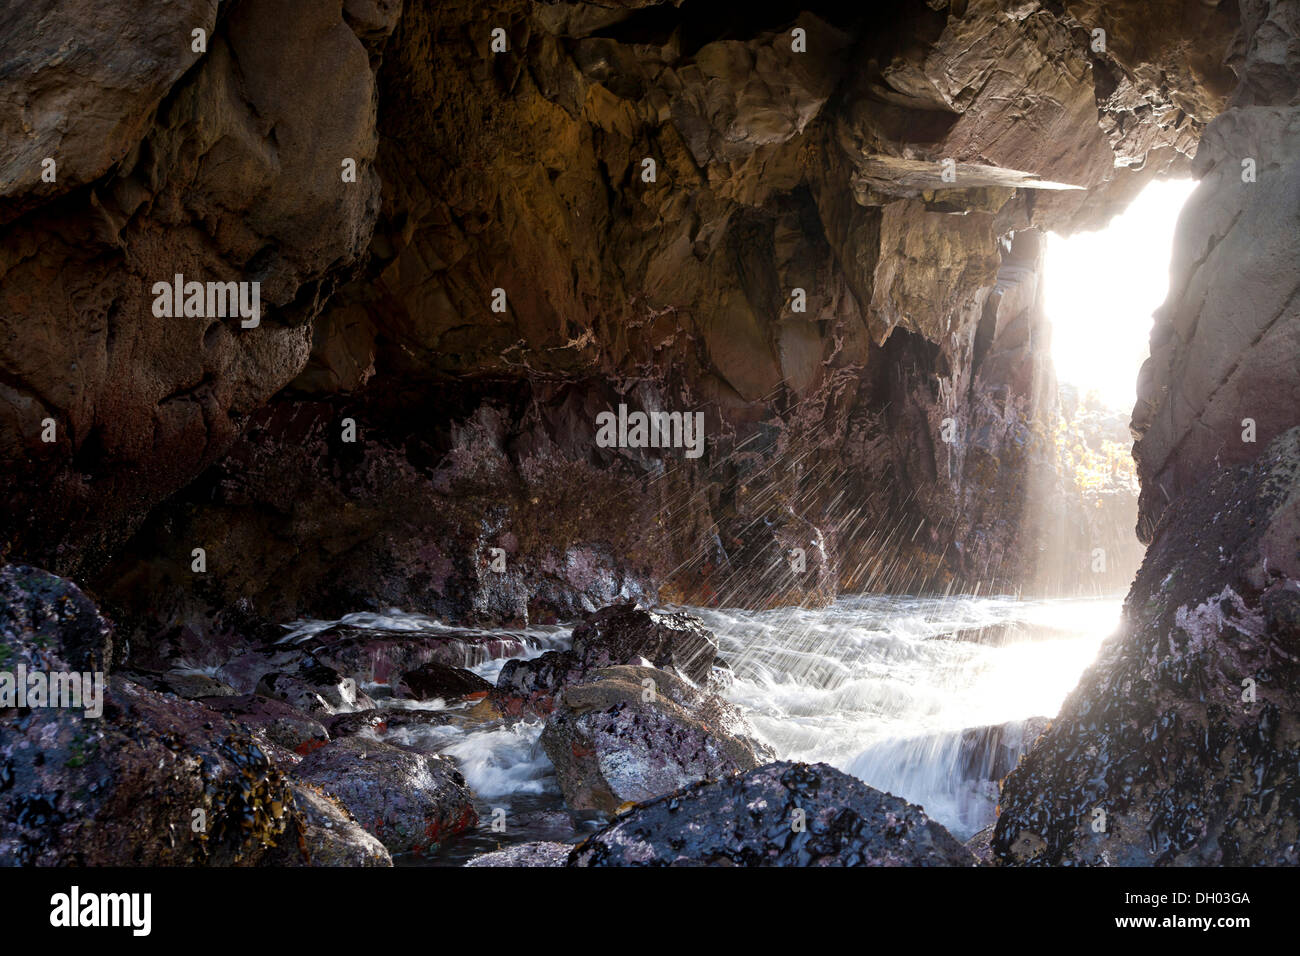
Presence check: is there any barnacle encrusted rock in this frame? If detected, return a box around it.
[569,760,973,866]
[993,427,1300,865]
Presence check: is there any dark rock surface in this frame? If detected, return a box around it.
[398,660,492,701]
[571,604,718,684]
[293,735,477,856]
[541,664,769,813]
[197,693,330,755]
[994,427,1300,865]
[494,604,720,715]
[570,760,973,866]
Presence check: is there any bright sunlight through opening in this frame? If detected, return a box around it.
[1044,178,1198,412]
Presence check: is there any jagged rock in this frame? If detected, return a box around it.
[1132,0,1300,539]
[0,0,1232,647]
[397,660,492,701]
[994,427,1300,865]
[569,760,974,866]
[0,567,294,865]
[0,565,392,866]
[494,650,586,714]
[463,841,571,867]
[965,824,996,866]
[292,735,477,856]
[540,664,770,813]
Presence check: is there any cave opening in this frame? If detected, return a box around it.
[1044,178,1198,414]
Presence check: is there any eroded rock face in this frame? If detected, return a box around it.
[540,664,769,813]
[993,428,1300,866]
[1132,0,1300,539]
[0,0,398,580]
[570,760,973,866]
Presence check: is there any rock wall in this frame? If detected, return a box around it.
[993,427,1300,865]
[1132,0,1300,539]
[993,0,1300,867]
[0,1,1240,647]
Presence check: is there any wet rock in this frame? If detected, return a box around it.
[570,760,974,866]
[958,716,1051,781]
[0,565,114,671]
[570,604,718,684]
[540,665,770,814]
[197,694,330,755]
[965,825,996,866]
[492,604,723,715]
[293,736,477,856]
[397,660,492,701]
[494,650,586,714]
[275,784,392,867]
[994,427,1300,866]
[464,841,571,867]
[121,668,238,700]
[0,571,305,865]
[256,659,376,717]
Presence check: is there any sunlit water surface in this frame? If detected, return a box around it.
[290,594,1121,861]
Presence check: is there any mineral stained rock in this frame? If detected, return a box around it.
[570,760,974,866]
[993,427,1300,866]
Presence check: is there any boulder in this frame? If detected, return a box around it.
[292,735,477,856]
[540,665,770,814]
[570,761,974,866]
[570,604,718,685]
[277,784,392,867]
[398,660,492,701]
[994,427,1300,865]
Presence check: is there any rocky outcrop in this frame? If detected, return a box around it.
[570,760,973,866]
[1132,0,1300,539]
[993,427,1300,865]
[0,0,399,582]
[540,664,769,813]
